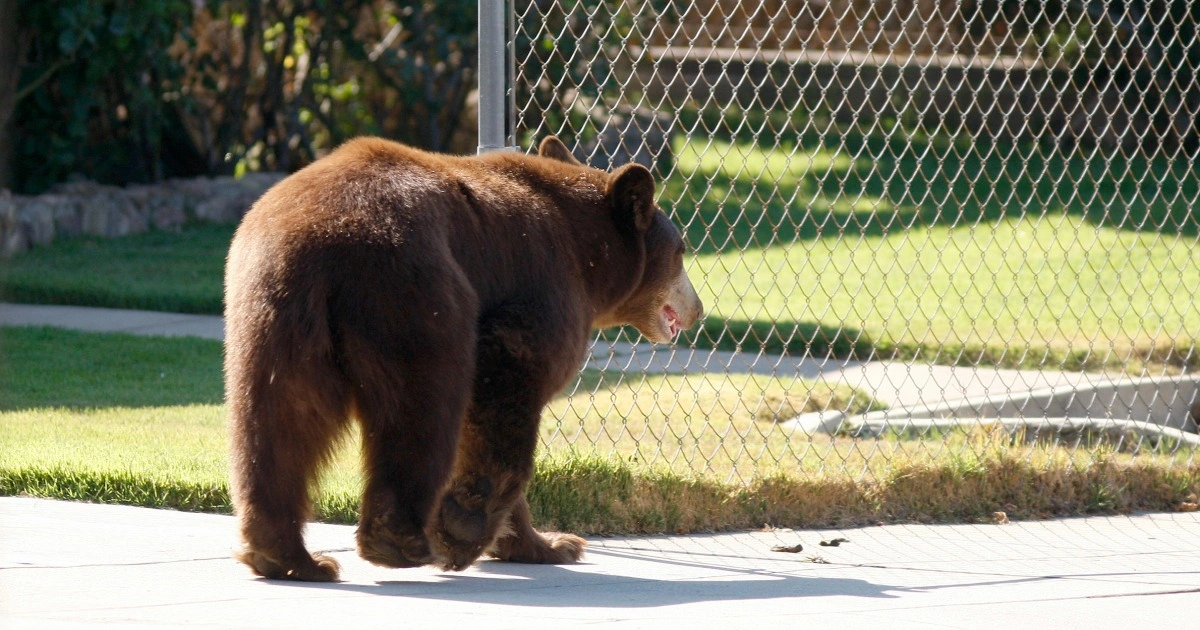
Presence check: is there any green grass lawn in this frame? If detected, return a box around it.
[0,326,885,524]
[4,133,1198,372]
[0,223,231,314]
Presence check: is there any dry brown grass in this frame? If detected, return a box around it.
[540,370,887,480]
[520,371,1200,534]
[528,439,1200,535]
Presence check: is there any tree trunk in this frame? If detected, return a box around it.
[0,0,19,189]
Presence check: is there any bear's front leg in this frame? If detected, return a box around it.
[431,305,587,571]
[432,414,539,571]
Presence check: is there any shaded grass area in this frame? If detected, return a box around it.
[1,327,1196,532]
[0,222,232,314]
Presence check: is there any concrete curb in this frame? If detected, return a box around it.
[862,373,1200,432]
[786,374,1200,441]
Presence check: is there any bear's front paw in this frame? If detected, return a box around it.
[433,494,491,571]
[356,517,435,569]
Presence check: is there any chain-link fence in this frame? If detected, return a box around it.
[503,0,1200,483]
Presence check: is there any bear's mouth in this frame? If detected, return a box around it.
[661,304,681,339]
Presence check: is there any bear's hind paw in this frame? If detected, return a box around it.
[538,532,587,563]
[490,531,587,564]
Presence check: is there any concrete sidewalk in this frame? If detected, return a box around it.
[0,302,225,340]
[2,497,1198,628]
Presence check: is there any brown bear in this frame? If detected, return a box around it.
[224,135,703,582]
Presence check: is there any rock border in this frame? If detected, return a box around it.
[0,173,285,258]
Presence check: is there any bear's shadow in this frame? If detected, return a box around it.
[273,547,914,606]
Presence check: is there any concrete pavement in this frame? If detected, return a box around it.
[2,497,1199,628]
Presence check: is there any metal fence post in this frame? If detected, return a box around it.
[478,0,515,153]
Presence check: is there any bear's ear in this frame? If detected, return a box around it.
[609,163,656,233]
[538,136,581,165]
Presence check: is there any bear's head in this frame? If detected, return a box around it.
[539,136,704,344]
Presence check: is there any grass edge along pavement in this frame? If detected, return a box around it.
[4,449,1198,535]
[1,327,1198,535]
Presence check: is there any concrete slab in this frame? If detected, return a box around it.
[585,339,859,379]
[2,497,1197,628]
[851,376,1200,433]
[833,361,1099,409]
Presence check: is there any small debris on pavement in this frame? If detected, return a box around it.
[771,543,804,553]
[818,537,849,547]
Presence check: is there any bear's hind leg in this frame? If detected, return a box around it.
[355,410,462,569]
[229,392,347,582]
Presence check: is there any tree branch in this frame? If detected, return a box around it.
[13,55,74,104]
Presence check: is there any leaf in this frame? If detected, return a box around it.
[58,28,79,54]
[109,12,130,37]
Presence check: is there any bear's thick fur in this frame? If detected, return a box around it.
[225,136,703,581]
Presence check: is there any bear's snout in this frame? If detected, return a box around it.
[649,268,703,344]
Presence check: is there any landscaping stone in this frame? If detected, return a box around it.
[0,172,286,258]
[125,184,187,231]
[0,188,22,257]
[574,106,675,175]
[15,194,61,247]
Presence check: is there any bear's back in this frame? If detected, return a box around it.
[242,138,606,244]
[229,137,620,312]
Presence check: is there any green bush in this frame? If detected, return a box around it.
[11,1,191,192]
[5,0,478,193]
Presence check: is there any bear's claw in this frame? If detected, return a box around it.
[490,531,587,564]
[357,519,436,569]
